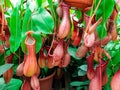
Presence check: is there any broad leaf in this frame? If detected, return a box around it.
[47,0,56,26]
[21,35,27,53]
[76,87,83,90]
[96,0,115,39]
[68,47,80,60]
[22,8,32,35]
[0,64,13,76]
[0,78,22,90]
[10,6,21,53]
[31,7,54,34]
[96,0,115,22]
[0,54,5,65]
[105,41,115,51]
[75,10,82,19]
[96,23,107,39]
[36,0,42,7]
[70,81,89,87]
[106,67,112,77]
[78,65,87,71]
[32,33,42,53]
[109,51,117,58]
[78,69,86,76]
[111,50,120,65]
[4,0,12,8]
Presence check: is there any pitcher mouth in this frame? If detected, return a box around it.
[25,35,35,46]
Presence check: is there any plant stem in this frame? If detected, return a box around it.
[86,0,102,33]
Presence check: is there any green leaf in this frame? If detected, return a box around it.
[75,10,82,19]
[0,54,5,65]
[76,87,83,90]
[103,83,111,90]
[21,35,27,53]
[31,7,54,34]
[111,51,120,65]
[4,0,11,8]
[70,81,89,87]
[106,67,112,77]
[96,0,115,21]
[96,23,107,39]
[36,0,42,7]
[43,67,49,75]
[78,69,86,76]
[0,78,22,90]
[6,50,12,56]
[114,42,120,50]
[96,0,115,39]
[22,8,32,35]
[78,65,87,71]
[32,33,42,53]
[0,64,13,76]
[47,0,56,25]
[109,51,117,58]
[10,6,21,53]
[68,47,81,60]
[105,41,115,50]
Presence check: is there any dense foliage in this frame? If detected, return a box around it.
[0,0,120,90]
